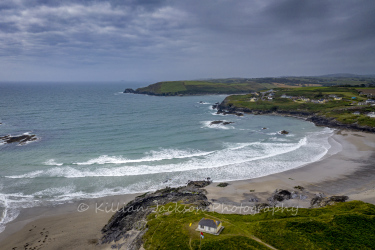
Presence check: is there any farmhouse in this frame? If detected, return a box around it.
[196,218,224,235]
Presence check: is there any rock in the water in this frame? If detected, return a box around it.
[210,121,234,125]
[0,134,37,145]
[124,88,136,93]
[210,120,223,125]
[280,130,289,135]
[222,122,234,125]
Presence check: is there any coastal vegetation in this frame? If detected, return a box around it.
[127,76,375,96]
[143,201,375,249]
[220,86,375,128]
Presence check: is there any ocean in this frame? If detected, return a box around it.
[0,82,333,232]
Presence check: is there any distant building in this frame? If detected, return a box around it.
[357,102,367,106]
[366,99,375,104]
[249,97,258,102]
[196,218,224,235]
[280,94,291,98]
[353,111,360,115]
[367,112,375,118]
[318,99,328,104]
[334,97,342,100]
[329,94,337,98]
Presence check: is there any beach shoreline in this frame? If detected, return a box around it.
[1,130,375,249]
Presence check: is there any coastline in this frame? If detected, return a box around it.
[1,130,375,249]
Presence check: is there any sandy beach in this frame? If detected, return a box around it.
[1,130,375,249]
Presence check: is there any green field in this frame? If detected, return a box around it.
[135,77,375,96]
[143,201,375,249]
[224,87,375,127]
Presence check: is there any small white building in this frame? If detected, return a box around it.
[367,112,375,118]
[196,218,224,235]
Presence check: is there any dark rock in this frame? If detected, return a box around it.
[0,134,37,145]
[217,183,229,187]
[262,127,267,130]
[294,185,305,191]
[209,121,234,125]
[329,195,349,202]
[101,180,211,248]
[280,130,289,135]
[187,180,212,188]
[249,198,259,202]
[210,120,223,125]
[222,122,234,125]
[310,194,349,208]
[123,88,136,93]
[269,189,292,203]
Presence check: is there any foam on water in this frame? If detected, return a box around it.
[7,137,310,178]
[73,148,214,165]
[200,121,234,130]
[44,159,63,166]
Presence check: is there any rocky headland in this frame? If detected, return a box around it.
[101,180,212,249]
[214,100,375,133]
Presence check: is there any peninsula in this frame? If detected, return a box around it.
[124,75,375,96]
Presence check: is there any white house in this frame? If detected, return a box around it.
[196,218,224,235]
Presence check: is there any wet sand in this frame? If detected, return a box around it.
[1,130,374,249]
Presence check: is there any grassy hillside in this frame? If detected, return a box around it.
[223,86,375,127]
[136,80,272,95]
[134,77,375,96]
[143,201,375,249]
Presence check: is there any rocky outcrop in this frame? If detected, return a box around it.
[279,130,289,135]
[268,189,292,203]
[215,101,375,133]
[310,193,349,208]
[0,134,38,145]
[101,180,212,249]
[209,121,234,125]
[123,88,136,93]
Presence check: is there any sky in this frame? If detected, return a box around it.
[0,0,374,82]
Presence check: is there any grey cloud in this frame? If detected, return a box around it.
[0,0,374,81]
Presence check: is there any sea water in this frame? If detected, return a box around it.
[0,82,333,232]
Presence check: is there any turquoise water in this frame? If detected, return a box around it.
[0,82,333,232]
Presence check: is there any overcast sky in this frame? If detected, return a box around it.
[0,0,374,82]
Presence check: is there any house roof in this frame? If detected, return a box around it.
[199,218,221,228]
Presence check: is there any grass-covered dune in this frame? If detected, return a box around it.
[144,201,375,249]
[221,86,375,128]
[132,77,375,96]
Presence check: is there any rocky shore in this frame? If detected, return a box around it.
[99,179,350,249]
[101,180,212,249]
[214,101,375,133]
